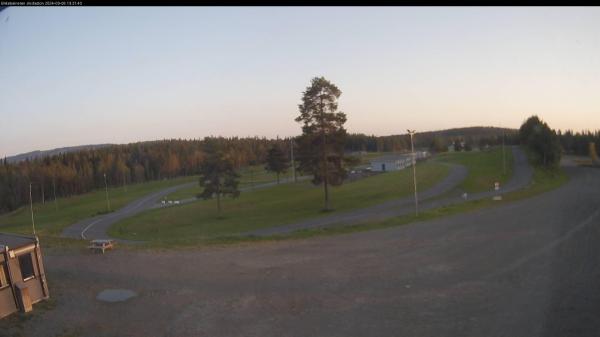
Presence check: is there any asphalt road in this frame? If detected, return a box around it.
[247,146,531,236]
[60,153,462,241]
[61,176,311,240]
[61,181,198,240]
[15,163,600,337]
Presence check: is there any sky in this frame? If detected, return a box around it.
[1,6,599,158]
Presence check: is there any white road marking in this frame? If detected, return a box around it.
[81,218,103,239]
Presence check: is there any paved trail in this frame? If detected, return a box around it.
[61,156,466,240]
[247,146,531,236]
[61,182,197,240]
[61,176,310,240]
[20,163,600,337]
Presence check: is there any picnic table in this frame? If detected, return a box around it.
[88,239,115,254]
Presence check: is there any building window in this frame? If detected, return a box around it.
[0,262,9,289]
[18,253,35,281]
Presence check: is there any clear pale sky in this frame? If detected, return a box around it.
[1,6,599,158]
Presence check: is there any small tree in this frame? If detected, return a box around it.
[295,76,349,211]
[265,144,289,184]
[198,140,240,215]
[519,116,561,167]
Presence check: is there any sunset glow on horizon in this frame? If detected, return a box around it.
[1,6,599,157]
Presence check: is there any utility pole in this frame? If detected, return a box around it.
[502,130,506,175]
[29,183,36,236]
[407,130,419,216]
[52,177,58,211]
[290,137,296,183]
[103,173,111,212]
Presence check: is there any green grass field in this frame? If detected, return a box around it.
[166,165,284,200]
[433,147,513,193]
[0,147,529,250]
[283,162,568,241]
[108,161,450,244]
[0,176,197,236]
[195,150,569,245]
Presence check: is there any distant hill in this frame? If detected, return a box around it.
[5,144,113,163]
[415,126,516,141]
[5,126,517,163]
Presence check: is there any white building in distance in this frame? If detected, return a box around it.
[370,151,429,172]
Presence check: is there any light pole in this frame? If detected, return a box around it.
[29,183,36,236]
[103,173,111,212]
[407,129,419,216]
[52,177,58,211]
[290,137,296,183]
[502,130,506,175]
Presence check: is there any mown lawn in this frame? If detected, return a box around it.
[286,162,568,240]
[208,151,570,244]
[0,176,197,236]
[109,161,450,243]
[165,154,391,201]
[433,147,513,193]
[166,165,285,200]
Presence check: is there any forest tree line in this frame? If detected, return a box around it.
[557,130,600,156]
[0,137,281,213]
[2,126,596,214]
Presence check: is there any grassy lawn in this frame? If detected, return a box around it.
[432,147,513,193]
[0,176,197,237]
[166,155,385,201]
[109,161,450,244]
[281,163,568,240]
[166,165,285,200]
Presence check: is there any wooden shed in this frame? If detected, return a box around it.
[0,233,49,319]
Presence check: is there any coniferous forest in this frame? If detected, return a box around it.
[1,127,598,214]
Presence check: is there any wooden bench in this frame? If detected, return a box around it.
[88,239,115,254]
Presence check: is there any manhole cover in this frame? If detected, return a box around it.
[96,289,137,302]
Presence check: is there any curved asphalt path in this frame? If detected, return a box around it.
[61,176,311,240]
[61,147,527,240]
[247,146,531,236]
[29,162,600,337]
[61,182,198,240]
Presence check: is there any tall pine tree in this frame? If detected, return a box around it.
[265,144,289,184]
[295,77,349,211]
[198,139,240,215]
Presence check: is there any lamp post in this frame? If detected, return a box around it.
[29,183,36,236]
[103,173,111,212]
[52,177,58,211]
[290,137,296,183]
[407,129,419,216]
[502,130,506,175]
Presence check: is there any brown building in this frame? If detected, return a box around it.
[0,233,49,319]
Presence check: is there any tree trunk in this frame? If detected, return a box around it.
[216,192,221,215]
[216,179,221,215]
[323,176,330,211]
